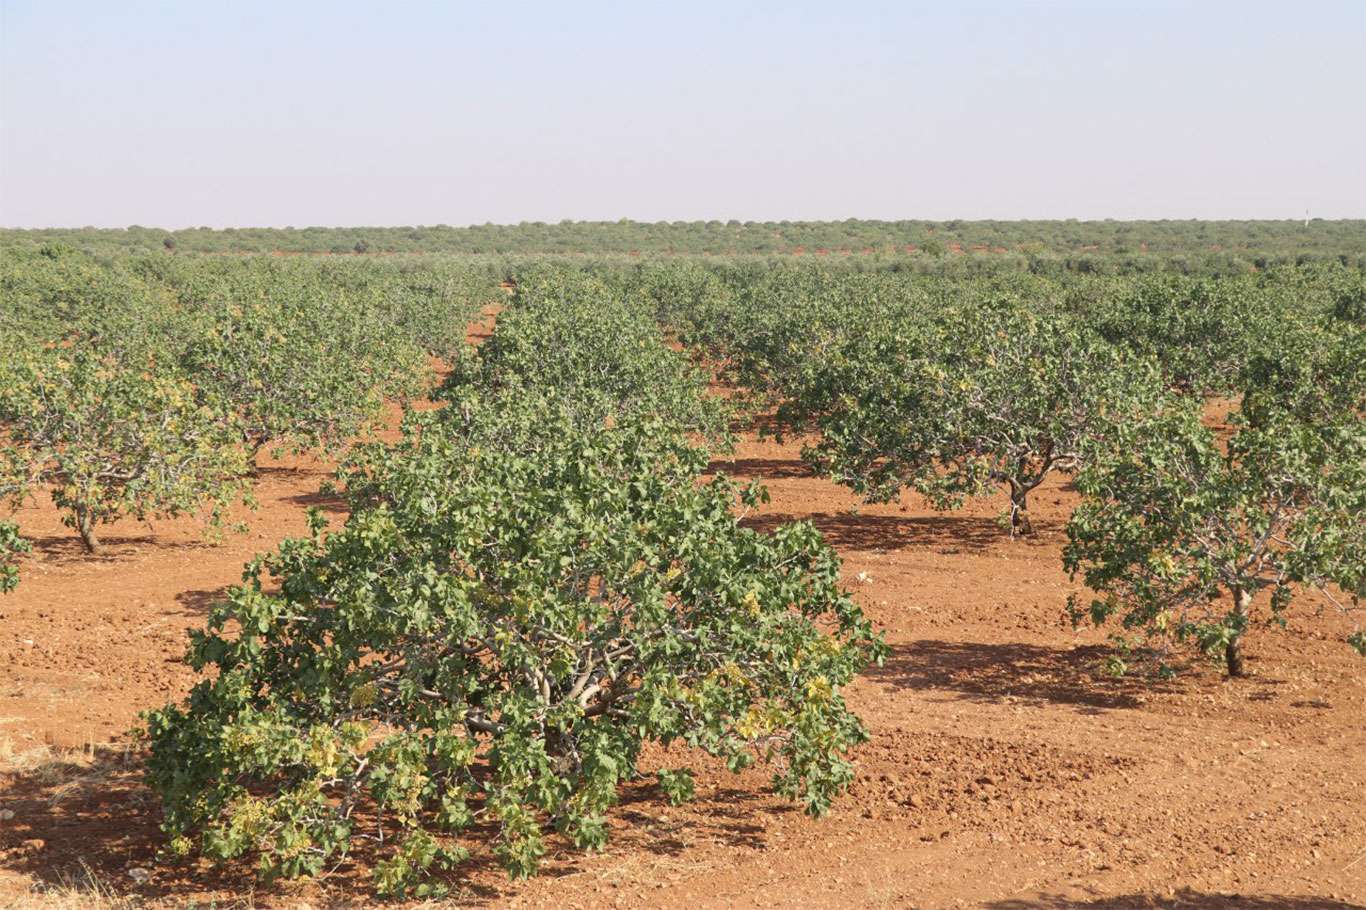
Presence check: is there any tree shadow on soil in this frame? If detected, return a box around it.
[284,489,349,514]
[251,464,330,479]
[726,411,785,436]
[371,781,780,902]
[707,456,813,480]
[615,782,781,852]
[867,640,1176,711]
[173,585,231,613]
[0,748,783,906]
[0,744,263,902]
[26,534,210,564]
[987,891,1363,909]
[743,511,1011,554]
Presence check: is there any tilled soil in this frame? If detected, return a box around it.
[1,373,1363,907]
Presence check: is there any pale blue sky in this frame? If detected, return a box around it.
[2,0,1363,227]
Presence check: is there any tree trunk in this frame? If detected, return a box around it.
[75,506,101,555]
[248,441,265,474]
[1009,483,1034,536]
[1225,587,1253,677]
[243,429,270,475]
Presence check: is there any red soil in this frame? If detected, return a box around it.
[1,330,1363,907]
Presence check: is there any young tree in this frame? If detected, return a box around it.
[0,343,251,554]
[1065,332,1364,676]
[143,393,883,896]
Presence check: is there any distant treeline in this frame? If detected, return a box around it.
[2,220,1363,273]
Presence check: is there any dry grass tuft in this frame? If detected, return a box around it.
[0,734,57,775]
[6,862,142,910]
[0,735,137,803]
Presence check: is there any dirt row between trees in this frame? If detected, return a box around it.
[1,317,1362,908]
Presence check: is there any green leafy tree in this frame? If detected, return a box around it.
[803,300,1162,534]
[1064,333,1364,676]
[442,285,730,445]
[1080,273,1274,395]
[0,343,251,554]
[143,393,883,896]
[184,293,428,468]
[0,245,183,350]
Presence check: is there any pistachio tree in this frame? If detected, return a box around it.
[1079,273,1271,395]
[0,342,250,554]
[1065,329,1364,675]
[142,392,883,896]
[183,287,429,469]
[442,288,730,445]
[804,299,1162,534]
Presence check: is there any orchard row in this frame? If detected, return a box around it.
[0,247,501,555]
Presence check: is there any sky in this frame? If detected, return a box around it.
[1,0,1364,228]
